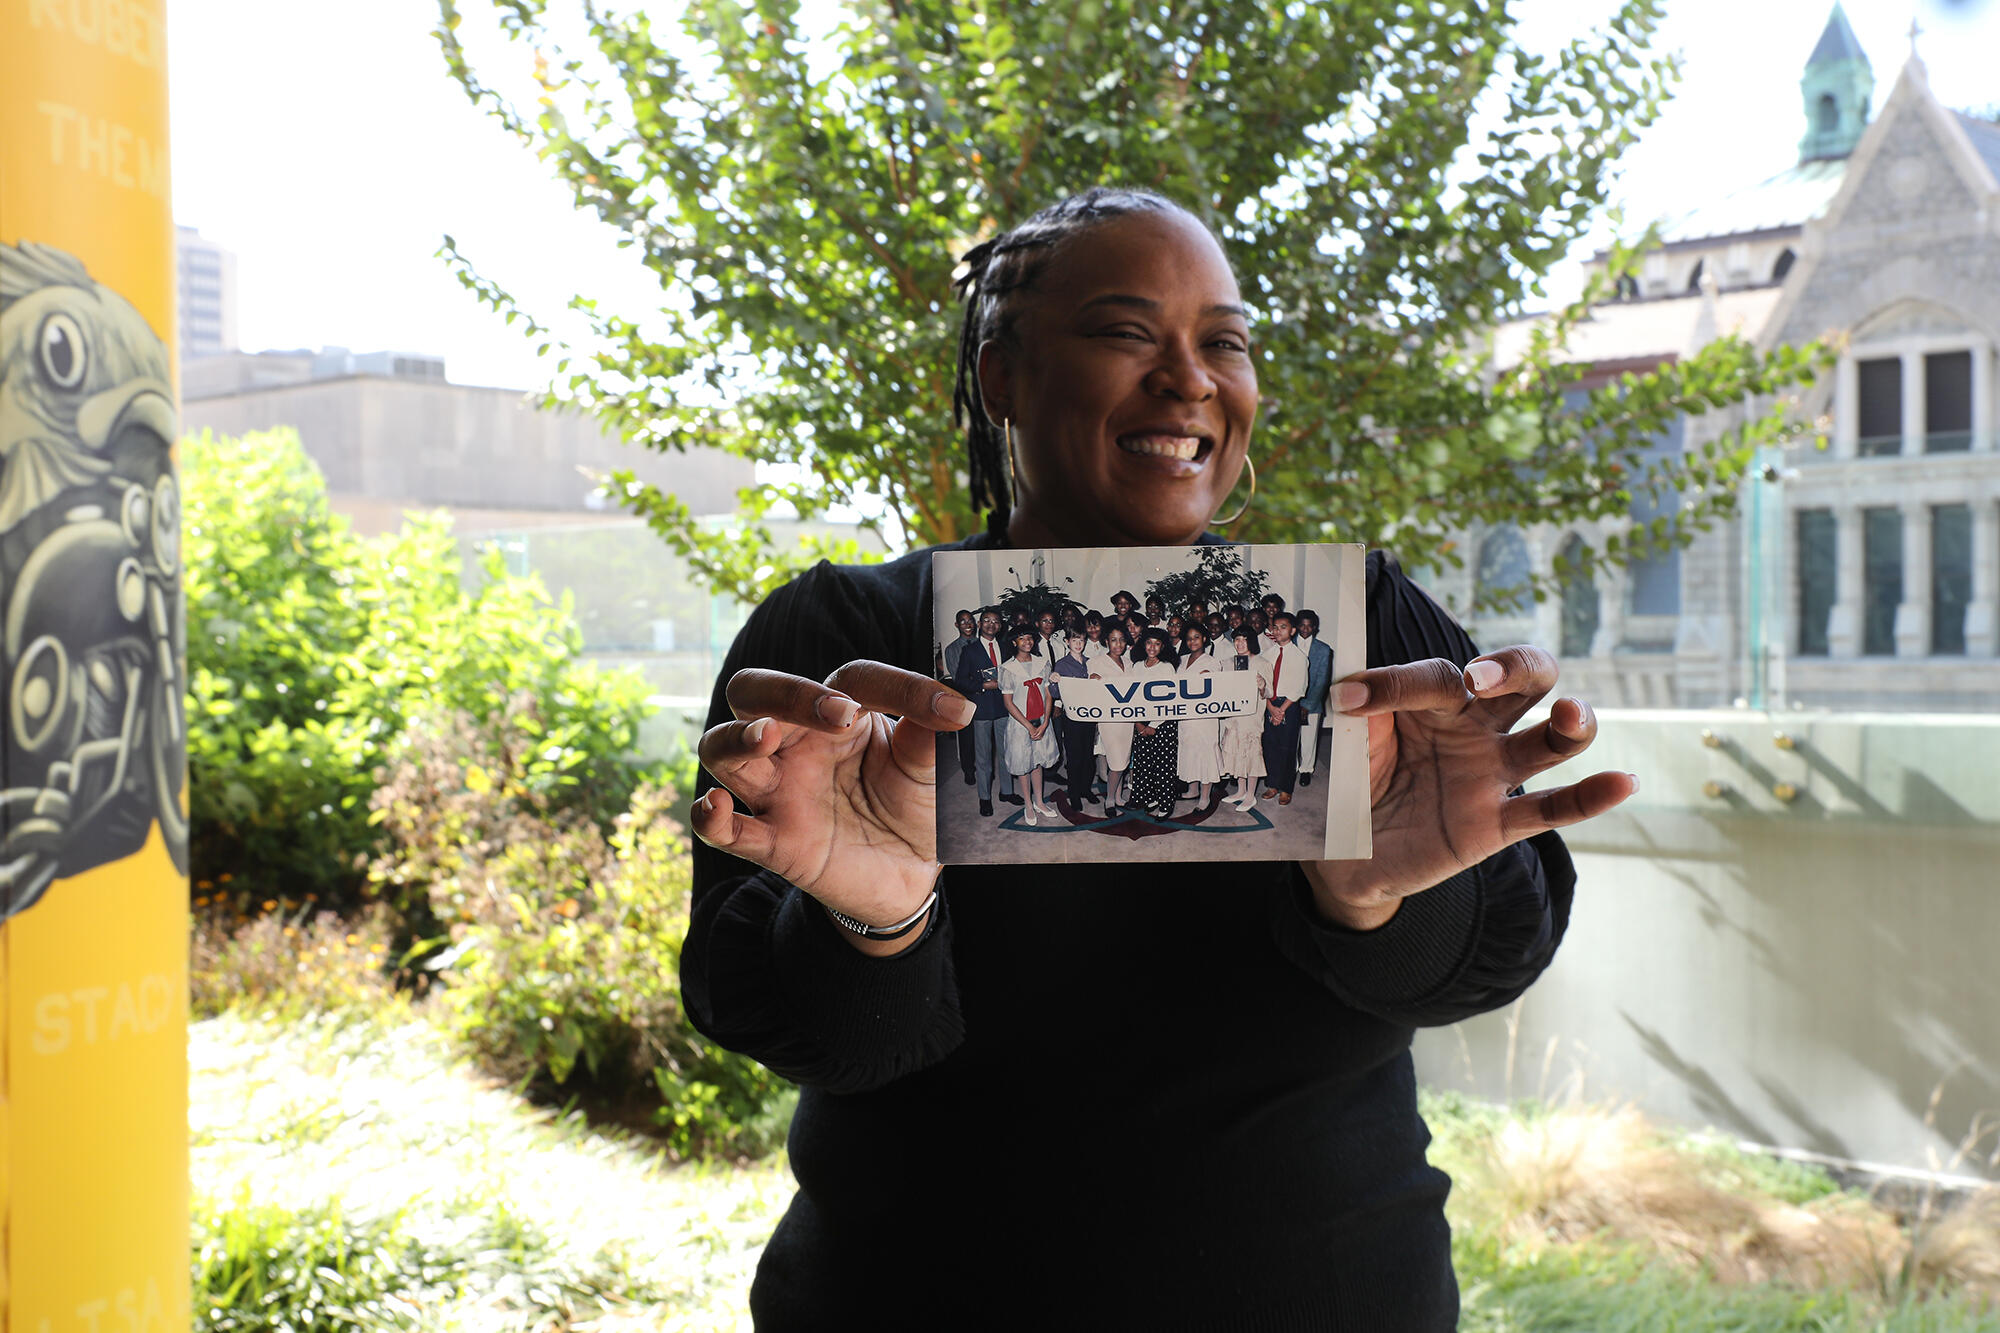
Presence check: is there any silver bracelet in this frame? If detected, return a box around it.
[824,889,939,941]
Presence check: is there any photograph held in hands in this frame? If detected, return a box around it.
[934,542,1368,865]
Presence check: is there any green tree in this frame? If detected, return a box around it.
[184,428,657,905]
[434,0,1825,607]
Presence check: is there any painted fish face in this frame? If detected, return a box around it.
[0,241,187,918]
[0,241,177,532]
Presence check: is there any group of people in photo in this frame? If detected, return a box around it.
[944,589,1334,824]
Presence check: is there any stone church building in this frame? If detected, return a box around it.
[1455,5,2000,712]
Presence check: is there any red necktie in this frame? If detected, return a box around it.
[988,642,999,666]
[1275,647,1284,702]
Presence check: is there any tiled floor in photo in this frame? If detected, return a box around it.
[936,731,1333,863]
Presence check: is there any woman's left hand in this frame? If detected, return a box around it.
[1303,646,1635,931]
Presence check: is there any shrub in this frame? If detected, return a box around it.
[192,1191,457,1332]
[183,427,656,908]
[371,713,790,1160]
[189,899,401,1021]
[192,1190,674,1333]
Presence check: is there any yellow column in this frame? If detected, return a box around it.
[0,3,189,1331]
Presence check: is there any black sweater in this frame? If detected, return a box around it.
[684,529,1576,1331]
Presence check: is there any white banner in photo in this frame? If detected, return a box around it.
[1058,672,1261,724]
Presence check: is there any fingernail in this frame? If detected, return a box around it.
[1466,660,1504,693]
[817,696,861,728]
[1334,681,1369,712]
[1626,772,1641,793]
[745,717,770,745]
[937,691,977,726]
[694,791,713,815]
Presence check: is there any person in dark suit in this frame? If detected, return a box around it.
[1049,631,1098,808]
[1295,608,1333,788]
[1259,611,1309,806]
[942,609,979,786]
[950,606,1018,814]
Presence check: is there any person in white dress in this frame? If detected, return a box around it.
[1175,623,1225,810]
[998,624,1060,824]
[1217,627,1270,812]
[1093,625,1137,810]
[1081,614,1111,794]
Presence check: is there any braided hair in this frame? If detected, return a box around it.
[951,187,1199,517]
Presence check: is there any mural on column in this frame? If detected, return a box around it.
[0,239,187,919]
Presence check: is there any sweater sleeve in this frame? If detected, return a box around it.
[679,562,967,1094]
[1268,550,1578,1028]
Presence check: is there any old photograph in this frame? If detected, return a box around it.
[934,543,1367,865]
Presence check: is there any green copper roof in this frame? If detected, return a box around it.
[1657,158,1847,246]
[1808,3,1869,68]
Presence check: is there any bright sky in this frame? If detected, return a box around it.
[168,0,2000,392]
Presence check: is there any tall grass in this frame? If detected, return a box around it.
[193,1191,456,1331]
[1425,1090,2000,1328]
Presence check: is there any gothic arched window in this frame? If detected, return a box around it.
[1475,526,1531,614]
[1772,248,1796,282]
[1557,535,1601,658]
[1817,93,1838,133]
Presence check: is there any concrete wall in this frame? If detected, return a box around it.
[1415,708,2000,1180]
[182,375,751,516]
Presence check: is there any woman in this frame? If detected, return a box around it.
[997,623,1059,824]
[1218,626,1271,812]
[1092,623,1136,810]
[1081,610,1108,662]
[1126,627,1182,819]
[1144,594,1166,628]
[687,187,1630,1329]
[1204,611,1229,655]
[1121,609,1148,653]
[1174,622,1224,810]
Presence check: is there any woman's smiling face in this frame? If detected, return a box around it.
[979,209,1258,547]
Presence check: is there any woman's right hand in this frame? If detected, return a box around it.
[692,662,974,954]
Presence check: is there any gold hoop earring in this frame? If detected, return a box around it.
[1211,454,1256,528]
[1003,418,1020,509]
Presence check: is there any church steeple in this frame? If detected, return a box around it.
[1799,3,1874,163]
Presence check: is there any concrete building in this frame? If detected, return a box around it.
[1463,5,2000,713]
[175,224,238,361]
[180,346,751,518]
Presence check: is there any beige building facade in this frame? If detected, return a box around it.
[1460,8,2000,713]
[181,348,751,519]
